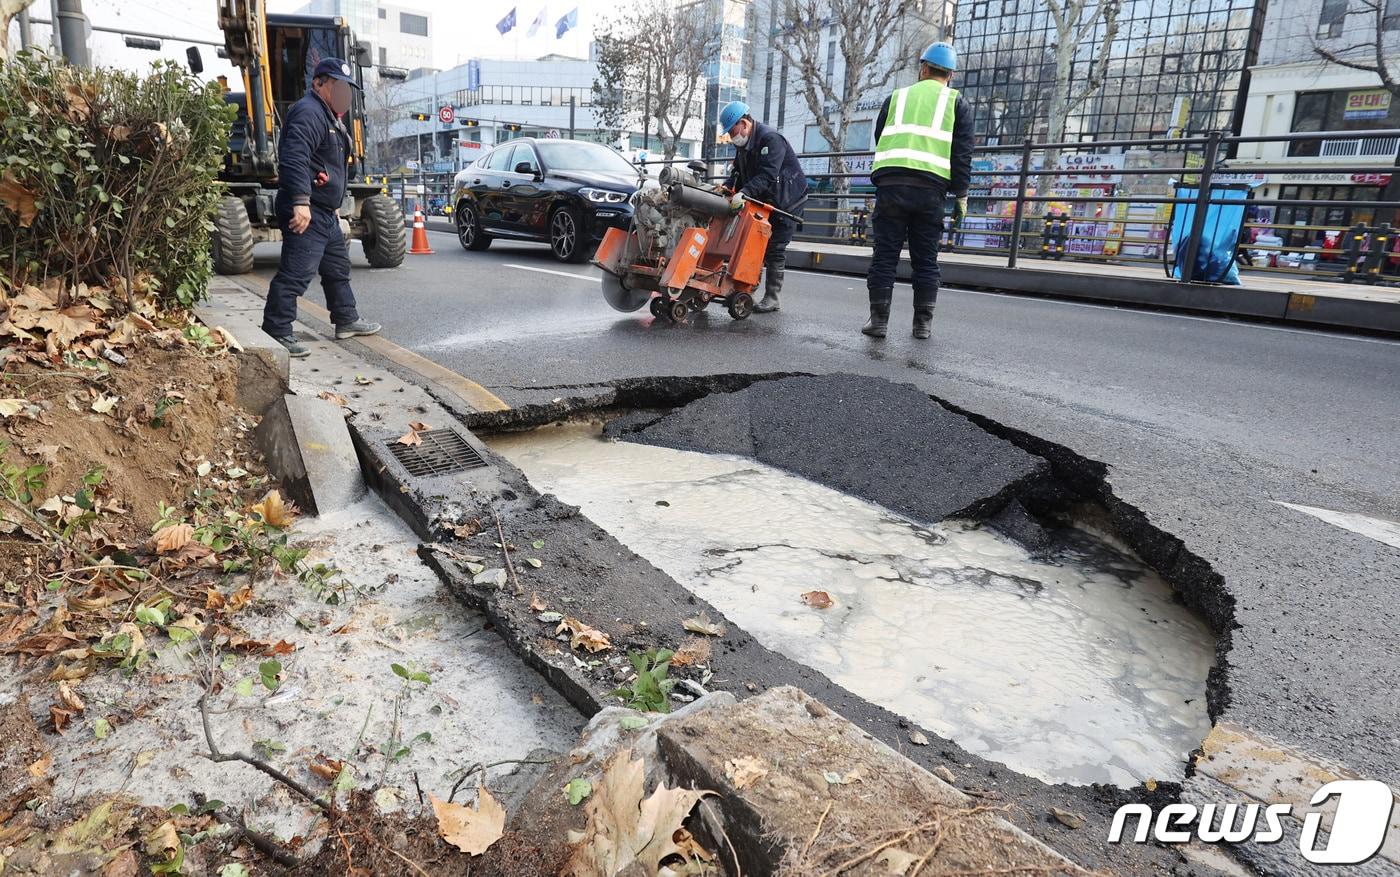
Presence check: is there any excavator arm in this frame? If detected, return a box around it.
[217,0,276,173]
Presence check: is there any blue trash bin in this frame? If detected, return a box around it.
[1168,184,1250,285]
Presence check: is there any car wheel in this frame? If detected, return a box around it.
[456,201,492,251]
[550,205,590,263]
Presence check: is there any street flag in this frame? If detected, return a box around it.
[556,7,577,38]
[527,6,547,37]
[497,7,517,35]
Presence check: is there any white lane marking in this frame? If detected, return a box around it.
[782,269,1400,347]
[1274,501,1400,550]
[504,263,601,282]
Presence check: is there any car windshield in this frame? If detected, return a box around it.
[536,141,637,174]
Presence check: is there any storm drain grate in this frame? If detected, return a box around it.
[386,429,488,477]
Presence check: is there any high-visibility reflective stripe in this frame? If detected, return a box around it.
[882,86,954,138]
[873,148,952,169]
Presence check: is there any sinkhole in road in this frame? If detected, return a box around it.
[488,420,1215,788]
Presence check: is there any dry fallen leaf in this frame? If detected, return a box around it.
[0,399,28,418]
[877,847,922,875]
[56,681,85,713]
[723,755,768,790]
[670,637,711,668]
[90,394,119,415]
[152,523,193,554]
[396,429,423,447]
[317,391,349,407]
[409,421,430,432]
[0,170,38,227]
[529,592,548,612]
[672,828,715,864]
[309,755,345,782]
[565,748,714,877]
[225,583,254,613]
[27,752,53,778]
[908,730,930,746]
[430,787,506,856]
[205,587,225,610]
[251,490,297,528]
[801,590,834,609]
[556,616,611,653]
[682,612,725,637]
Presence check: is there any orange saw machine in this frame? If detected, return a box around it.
[594,160,798,322]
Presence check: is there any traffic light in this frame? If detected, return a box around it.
[463,119,480,128]
[504,123,522,133]
[409,112,430,122]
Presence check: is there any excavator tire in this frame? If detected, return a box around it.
[360,194,407,268]
[212,196,255,276]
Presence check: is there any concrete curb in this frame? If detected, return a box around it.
[253,395,366,517]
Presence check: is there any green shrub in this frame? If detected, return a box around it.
[0,52,235,310]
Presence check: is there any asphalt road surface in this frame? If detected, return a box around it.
[248,231,1400,787]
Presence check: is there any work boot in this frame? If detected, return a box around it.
[755,254,783,312]
[861,302,890,338]
[272,334,310,359]
[335,319,382,340]
[912,306,935,339]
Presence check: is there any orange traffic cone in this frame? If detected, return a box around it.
[409,208,434,255]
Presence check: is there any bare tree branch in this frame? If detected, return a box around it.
[764,0,912,197]
[593,0,710,159]
[1310,0,1400,96]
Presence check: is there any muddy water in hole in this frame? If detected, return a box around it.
[490,422,1215,787]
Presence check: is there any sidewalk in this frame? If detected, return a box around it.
[787,240,1400,333]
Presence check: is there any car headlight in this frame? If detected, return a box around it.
[580,187,629,204]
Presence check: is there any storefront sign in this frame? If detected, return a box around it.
[1056,153,1126,184]
[1211,172,1267,187]
[1343,89,1391,120]
[1350,172,1392,185]
[1273,171,1374,184]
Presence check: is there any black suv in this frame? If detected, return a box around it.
[452,138,639,263]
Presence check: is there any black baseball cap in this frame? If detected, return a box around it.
[312,57,362,89]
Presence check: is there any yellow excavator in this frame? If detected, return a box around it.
[208,0,405,274]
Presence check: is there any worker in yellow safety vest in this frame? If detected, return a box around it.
[862,42,974,340]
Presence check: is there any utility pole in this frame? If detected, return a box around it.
[17,6,32,49]
[55,0,89,67]
[643,58,651,152]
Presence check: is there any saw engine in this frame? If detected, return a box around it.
[593,160,776,322]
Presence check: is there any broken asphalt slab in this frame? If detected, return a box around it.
[605,373,1050,525]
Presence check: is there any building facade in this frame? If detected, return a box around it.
[955,0,1267,144]
[378,55,703,173]
[1228,0,1400,266]
[295,0,434,72]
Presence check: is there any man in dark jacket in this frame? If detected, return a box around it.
[261,57,380,357]
[862,42,974,339]
[720,101,808,313]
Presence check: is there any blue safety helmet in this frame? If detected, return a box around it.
[920,41,957,73]
[719,100,749,134]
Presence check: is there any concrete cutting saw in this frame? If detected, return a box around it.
[593,161,792,322]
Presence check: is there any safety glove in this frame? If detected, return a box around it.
[952,196,968,223]
[729,191,746,212]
